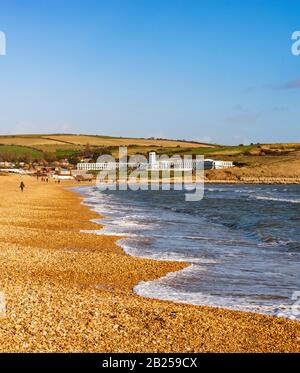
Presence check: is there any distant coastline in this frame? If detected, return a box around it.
[204,177,300,184]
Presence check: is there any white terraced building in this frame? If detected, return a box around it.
[204,159,234,169]
[76,152,234,172]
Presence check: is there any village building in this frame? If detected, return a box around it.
[76,152,234,172]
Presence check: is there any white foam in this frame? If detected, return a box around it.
[134,266,291,318]
[252,195,300,204]
[118,239,218,264]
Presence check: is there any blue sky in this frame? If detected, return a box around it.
[0,0,299,144]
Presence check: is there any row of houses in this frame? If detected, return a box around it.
[0,161,25,168]
[1,152,234,180]
[76,152,234,172]
[0,166,92,181]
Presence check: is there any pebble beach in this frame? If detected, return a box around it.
[0,174,299,352]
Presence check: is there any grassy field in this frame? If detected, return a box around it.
[0,134,211,148]
[202,144,300,181]
[0,134,217,161]
[0,145,43,160]
[0,137,65,146]
[42,134,211,148]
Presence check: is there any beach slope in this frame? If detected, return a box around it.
[0,175,299,352]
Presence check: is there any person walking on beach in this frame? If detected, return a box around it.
[19,181,25,192]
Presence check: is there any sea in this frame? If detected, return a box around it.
[74,184,300,320]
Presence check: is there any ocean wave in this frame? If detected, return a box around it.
[251,195,300,204]
[75,184,300,320]
[118,239,218,264]
[134,266,294,318]
[80,229,140,238]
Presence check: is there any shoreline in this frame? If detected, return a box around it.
[205,178,300,184]
[0,174,299,352]
[101,177,300,185]
[71,182,300,350]
[196,177,300,184]
[75,184,299,319]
